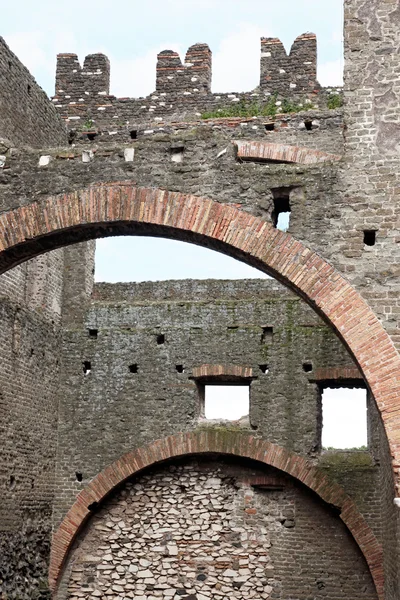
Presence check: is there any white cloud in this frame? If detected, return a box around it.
[4,31,48,74]
[109,43,183,98]
[212,24,268,93]
[318,58,343,87]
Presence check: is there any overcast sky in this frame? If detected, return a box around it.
[3,0,344,99]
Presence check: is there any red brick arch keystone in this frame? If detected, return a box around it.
[50,431,384,598]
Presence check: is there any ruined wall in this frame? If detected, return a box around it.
[260,33,319,96]
[57,457,377,600]
[0,37,66,148]
[53,277,384,544]
[52,35,337,132]
[0,250,65,598]
[338,1,400,595]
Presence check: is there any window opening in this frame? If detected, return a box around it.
[87,132,97,141]
[88,329,98,338]
[156,334,165,345]
[203,384,250,421]
[304,120,313,131]
[259,364,269,374]
[176,364,185,373]
[261,326,273,343]
[321,387,368,449]
[75,472,83,482]
[130,130,137,139]
[129,364,138,373]
[265,123,275,131]
[83,361,91,375]
[364,230,376,247]
[303,362,313,372]
[170,147,184,163]
[271,188,291,231]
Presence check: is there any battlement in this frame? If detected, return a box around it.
[52,33,328,131]
[260,33,318,95]
[156,43,211,95]
[55,52,110,98]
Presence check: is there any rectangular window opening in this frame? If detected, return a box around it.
[321,386,368,450]
[83,361,91,375]
[203,384,250,421]
[272,188,291,231]
[364,230,376,247]
[88,328,98,338]
[261,326,273,343]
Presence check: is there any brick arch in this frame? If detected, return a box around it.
[50,431,384,598]
[0,183,399,489]
[0,182,400,488]
[234,140,342,164]
[0,183,399,491]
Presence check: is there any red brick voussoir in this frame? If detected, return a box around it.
[0,183,398,489]
[234,140,342,164]
[49,431,384,598]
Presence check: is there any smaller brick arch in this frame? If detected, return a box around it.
[50,431,384,598]
[235,140,341,164]
[192,364,253,379]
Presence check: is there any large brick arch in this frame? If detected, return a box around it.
[0,183,399,490]
[50,431,384,598]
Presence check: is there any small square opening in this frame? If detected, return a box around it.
[265,123,275,131]
[261,326,273,343]
[83,361,91,375]
[130,130,138,139]
[203,384,249,420]
[364,230,376,247]
[321,387,368,450]
[129,364,138,374]
[303,362,313,372]
[156,334,165,345]
[88,329,98,338]
[176,364,185,373]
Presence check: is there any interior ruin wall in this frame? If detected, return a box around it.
[0,0,400,597]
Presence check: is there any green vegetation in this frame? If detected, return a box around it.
[83,118,95,130]
[327,93,343,110]
[201,96,306,120]
[323,445,368,452]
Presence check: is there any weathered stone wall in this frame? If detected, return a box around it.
[0,250,65,598]
[53,277,385,544]
[260,33,319,96]
[56,457,378,600]
[0,37,66,148]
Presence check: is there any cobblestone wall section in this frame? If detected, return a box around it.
[0,37,66,148]
[57,459,377,600]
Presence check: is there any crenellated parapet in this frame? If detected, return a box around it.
[51,33,332,131]
[156,43,211,95]
[260,33,318,96]
[55,52,110,98]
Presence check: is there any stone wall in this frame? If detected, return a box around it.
[260,33,319,96]
[52,34,337,131]
[0,251,65,598]
[53,277,385,542]
[56,457,378,600]
[0,37,66,148]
